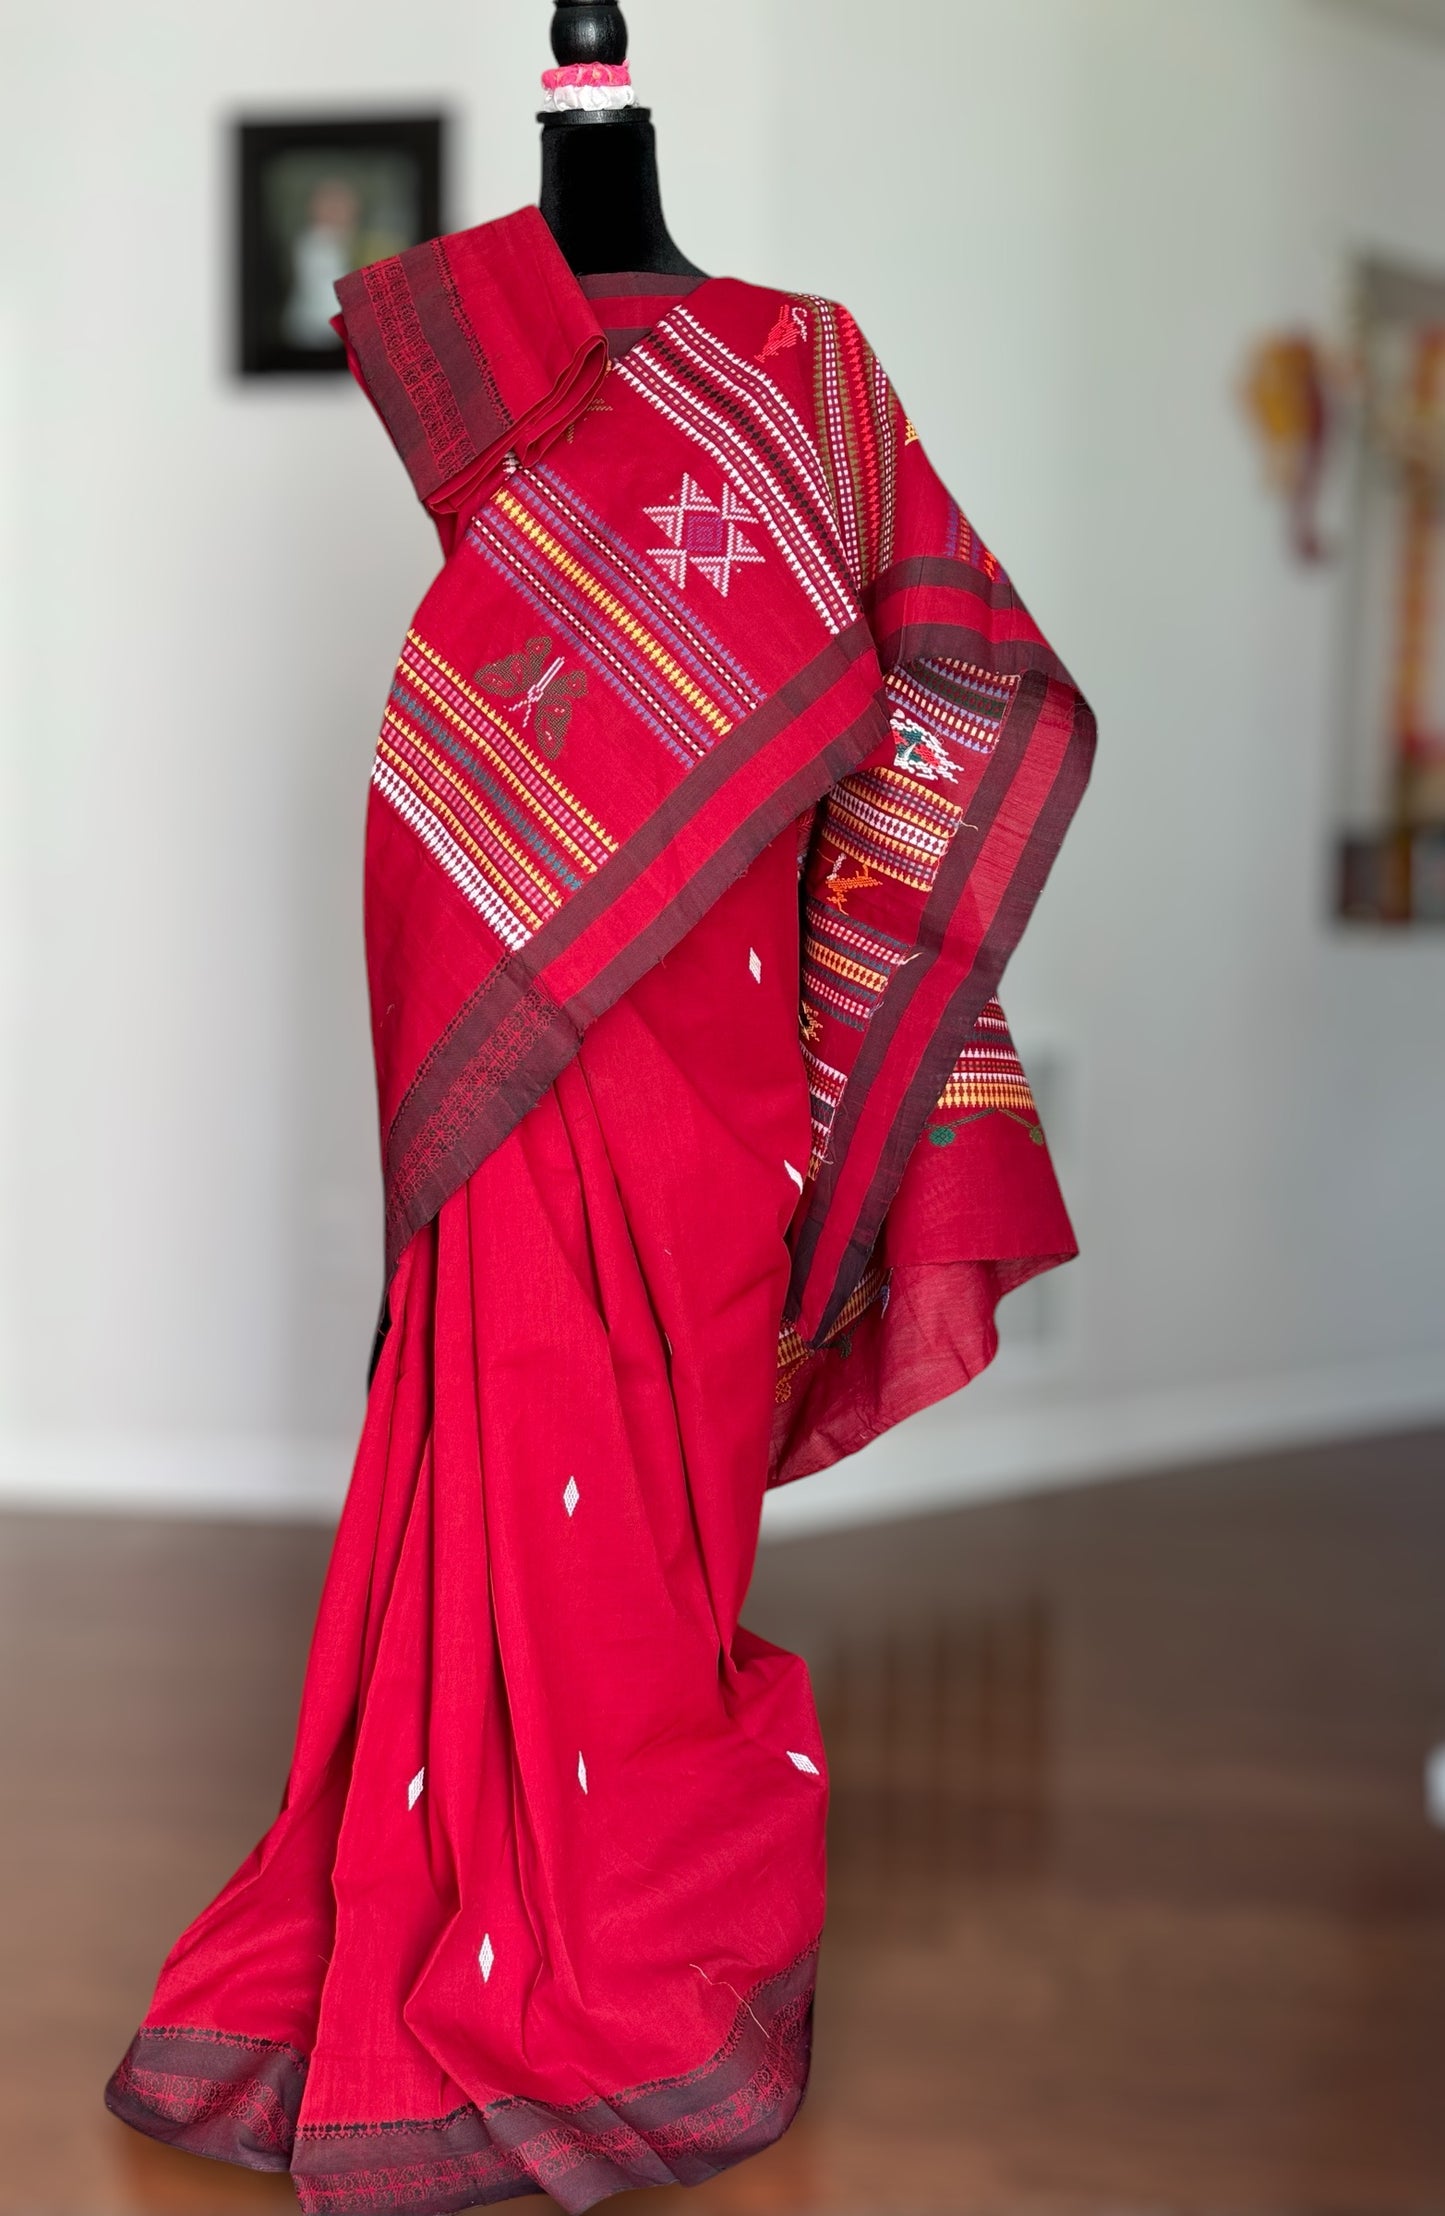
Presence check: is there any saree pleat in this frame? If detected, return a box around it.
[109,832,826,2212]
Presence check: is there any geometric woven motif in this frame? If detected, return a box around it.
[801,905,914,1036]
[644,473,766,598]
[929,999,1043,1142]
[820,762,974,897]
[886,657,1019,779]
[801,1046,846,1179]
[374,628,617,952]
[467,468,763,771]
[617,315,859,634]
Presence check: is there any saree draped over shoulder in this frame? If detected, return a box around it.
[108,210,1094,2214]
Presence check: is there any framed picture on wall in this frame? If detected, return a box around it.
[235,115,447,378]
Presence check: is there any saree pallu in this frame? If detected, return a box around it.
[108,210,1093,2211]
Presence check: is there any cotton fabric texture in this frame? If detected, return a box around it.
[107,207,1094,2212]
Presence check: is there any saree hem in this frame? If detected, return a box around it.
[103,2024,305,2173]
[771,1251,1074,1487]
[105,1945,817,2216]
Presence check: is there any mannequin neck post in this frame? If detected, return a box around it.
[538,112,707,280]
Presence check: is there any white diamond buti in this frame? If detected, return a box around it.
[478,1934,496,1983]
[578,1751,589,1795]
[784,1161,805,1195]
[788,1751,821,1776]
[749,948,763,984]
[563,1477,580,1518]
[408,1767,426,1811]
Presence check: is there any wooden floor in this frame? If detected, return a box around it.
[2,1429,1444,2215]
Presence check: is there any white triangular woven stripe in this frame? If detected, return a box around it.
[749,948,763,983]
[479,1934,496,1982]
[788,1751,821,1776]
[408,1767,426,1811]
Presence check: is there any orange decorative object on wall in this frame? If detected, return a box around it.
[1241,332,1337,563]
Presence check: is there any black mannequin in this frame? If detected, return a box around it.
[539,0,707,280]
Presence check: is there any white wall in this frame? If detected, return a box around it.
[1,0,1442,1525]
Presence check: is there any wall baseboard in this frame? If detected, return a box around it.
[1,1352,1441,1536]
[0,1435,351,1522]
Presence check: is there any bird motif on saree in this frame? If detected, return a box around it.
[891,713,962,785]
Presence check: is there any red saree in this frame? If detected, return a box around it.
[107,210,1093,2212]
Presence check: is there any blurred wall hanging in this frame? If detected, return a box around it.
[1244,259,1445,926]
[236,115,446,378]
[1241,332,1336,566]
[1338,262,1445,924]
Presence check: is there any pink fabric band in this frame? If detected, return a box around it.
[541,63,633,90]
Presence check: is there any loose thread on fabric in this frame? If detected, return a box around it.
[690,1963,770,2042]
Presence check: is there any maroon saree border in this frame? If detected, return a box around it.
[337,239,510,506]
[105,1947,816,2216]
[335,211,617,525]
[866,553,1084,685]
[787,579,1096,1340]
[382,622,885,1277]
[105,2024,304,2172]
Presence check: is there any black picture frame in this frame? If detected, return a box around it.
[235,115,446,378]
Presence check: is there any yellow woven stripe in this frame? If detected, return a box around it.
[492,491,733,738]
[775,1335,810,1401]
[826,828,934,889]
[938,1074,1037,1115]
[830,782,966,873]
[377,739,549,937]
[809,941,890,992]
[406,632,618,852]
[827,1262,889,1340]
[384,712,562,914]
[864,767,969,829]
[398,665,603,875]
